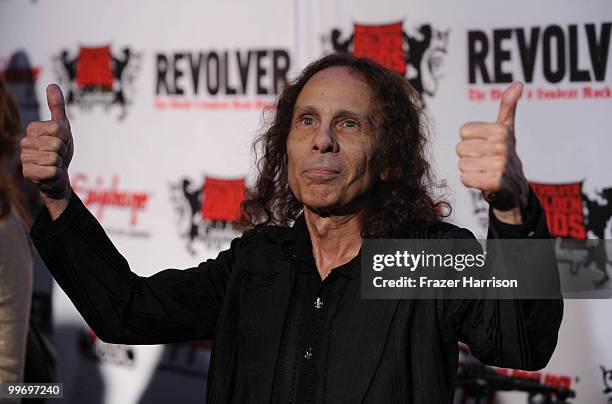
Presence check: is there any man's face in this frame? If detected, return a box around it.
[287,66,378,215]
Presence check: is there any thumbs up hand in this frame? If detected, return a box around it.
[456,82,530,224]
[21,84,74,218]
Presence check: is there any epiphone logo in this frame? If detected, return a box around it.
[468,22,611,84]
[72,173,150,225]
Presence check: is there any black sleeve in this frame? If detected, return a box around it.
[486,184,547,240]
[31,190,241,345]
[441,187,563,370]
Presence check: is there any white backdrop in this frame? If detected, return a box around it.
[1,0,611,402]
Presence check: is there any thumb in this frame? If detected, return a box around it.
[46,84,69,127]
[496,81,523,128]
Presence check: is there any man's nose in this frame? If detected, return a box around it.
[311,123,338,153]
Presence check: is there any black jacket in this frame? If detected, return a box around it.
[31,189,562,403]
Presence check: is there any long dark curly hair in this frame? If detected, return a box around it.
[240,53,448,238]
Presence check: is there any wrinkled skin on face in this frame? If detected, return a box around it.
[287,66,380,217]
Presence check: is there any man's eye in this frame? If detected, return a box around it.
[300,117,315,126]
[341,120,359,129]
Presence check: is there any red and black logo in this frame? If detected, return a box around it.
[54,45,141,120]
[495,367,575,391]
[467,22,611,101]
[170,176,246,254]
[530,182,588,239]
[470,181,612,286]
[324,21,449,100]
[532,182,612,286]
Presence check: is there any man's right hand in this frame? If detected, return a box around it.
[21,84,74,220]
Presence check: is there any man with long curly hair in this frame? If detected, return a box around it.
[22,53,561,403]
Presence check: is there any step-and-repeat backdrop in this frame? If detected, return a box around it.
[1,0,611,402]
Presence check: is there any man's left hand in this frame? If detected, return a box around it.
[456,82,530,224]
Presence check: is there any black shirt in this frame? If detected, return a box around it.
[273,217,356,403]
